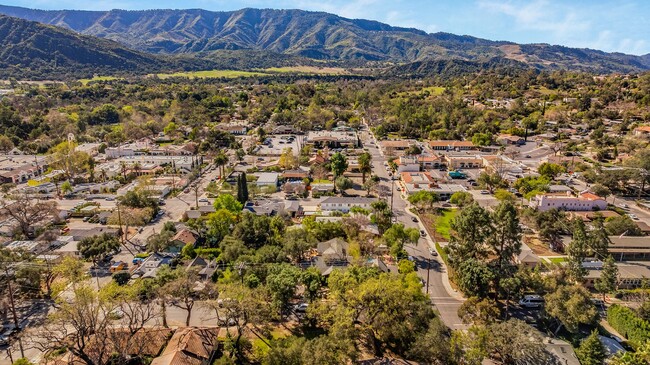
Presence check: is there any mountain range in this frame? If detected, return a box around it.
[0,4,649,79]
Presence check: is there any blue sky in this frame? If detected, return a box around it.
[4,0,649,55]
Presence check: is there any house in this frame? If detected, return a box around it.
[150,327,220,365]
[132,252,176,279]
[216,123,248,135]
[311,182,335,194]
[548,184,573,194]
[282,169,309,181]
[517,250,541,268]
[633,125,650,138]
[244,199,303,217]
[68,227,120,241]
[320,197,377,213]
[529,192,607,212]
[429,140,475,151]
[255,172,279,187]
[497,134,525,146]
[314,237,351,275]
[4,240,40,253]
[187,257,218,281]
[172,229,198,248]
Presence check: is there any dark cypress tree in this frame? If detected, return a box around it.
[241,172,249,203]
[236,174,245,204]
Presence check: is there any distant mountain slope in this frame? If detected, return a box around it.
[0,14,166,78]
[1,5,648,73]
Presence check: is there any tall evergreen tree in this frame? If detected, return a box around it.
[595,255,618,302]
[567,219,589,283]
[489,201,522,278]
[448,202,493,268]
[575,330,606,365]
[589,217,611,258]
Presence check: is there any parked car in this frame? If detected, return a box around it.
[411,217,418,223]
[109,261,127,273]
[420,230,427,237]
[518,295,544,308]
[429,247,438,256]
[629,213,639,220]
[294,303,309,313]
[480,190,490,194]
[199,198,209,203]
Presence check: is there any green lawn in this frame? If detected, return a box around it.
[434,209,457,240]
[549,257,568,264]
[155,69,269,79]
[420,86,446,96]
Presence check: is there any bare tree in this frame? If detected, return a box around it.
[0,195,59,238]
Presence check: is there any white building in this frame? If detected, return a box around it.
[529,192,607,212]
[255,172,279,187]
[320,197,377,213]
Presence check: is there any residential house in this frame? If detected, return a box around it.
[497,134,525,146]
[401,171,435,192]
[216,123,248,135]
[517,250,541,268]
[132,252,176,279]
[634,125,650,138]
[150,327,220,365]
[429,140,475,151]
[320,197,377,213]
[172,229,198,250]
[187,257,218,281]
[314,237,351,275]
[244,199,303,217]
[529,192,607,212]
[282,169,309,181]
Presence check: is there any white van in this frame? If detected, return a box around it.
[518,295,544,308]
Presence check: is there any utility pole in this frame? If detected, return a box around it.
[390,177,395,214]
[426,257,431,295]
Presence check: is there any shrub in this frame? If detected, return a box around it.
[607,304,650,348]
[112,271,131,286]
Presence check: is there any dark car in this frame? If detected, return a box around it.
[411,217,418,223]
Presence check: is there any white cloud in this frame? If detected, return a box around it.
[477,0,590,38]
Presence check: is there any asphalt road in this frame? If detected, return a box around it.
[361,129,465,329]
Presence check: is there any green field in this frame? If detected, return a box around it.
[79,76,121,85]
[155,70,269,79]
[434,209,457,240]
[420,86,446,96]
[264,66,349,75]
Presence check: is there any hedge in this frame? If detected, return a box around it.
[607,304,650,348]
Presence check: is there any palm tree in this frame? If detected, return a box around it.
[214,152,229,179]
[132,162,142,176]
[120,161,128,180]
[358,152,372,184]
[100,168,107,183]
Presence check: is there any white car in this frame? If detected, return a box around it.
[629,214,639,220]
[294,303,308,313]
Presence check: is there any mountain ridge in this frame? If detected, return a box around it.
[0,4,648,74]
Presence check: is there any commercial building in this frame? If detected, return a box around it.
[429,140,475,151]
[306,130,359,148]
[0,154,48,184]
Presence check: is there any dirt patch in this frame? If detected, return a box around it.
[523,235,557,256]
